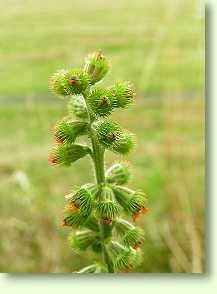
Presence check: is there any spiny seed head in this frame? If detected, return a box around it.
[95,186,119,223]
[106,162,130,185]
[63,210,90,227]
[95,120,121,147]
[54,120,88,144]
[84,50,110,84]
[127,228,145,250]
[88,87,114,117]
[66,187,93,215]
[63,69,89,95]
[48,144,90,166]
[63,188,93,227]
[111,131,135,155]
[110,81,135,108]
[96,120,135,154]
[114,249,141,272]
[49,69,69,97]
[112,186,148,219]
[67,96,88,119]
[108,241,141,272]
[115,219,145,248]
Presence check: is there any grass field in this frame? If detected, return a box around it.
[0,0,204,272]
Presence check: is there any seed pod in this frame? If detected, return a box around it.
[49,69,69,97]
[48,144,91,166]
[112,186,148,221]
[108,241,141,272]
[95,186,119,224]
[63,69,89,95]
[115,219,145,249]
[69,229,98,251]
[84,50,110,84]
[54,120,88,144]
[68,96,88,119]
[106,162,130,185]
[88,87,114,117]
[110,81,135,108]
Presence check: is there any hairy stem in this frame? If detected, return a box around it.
[83,91,114,273]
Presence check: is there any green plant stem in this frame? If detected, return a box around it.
[83,91,114,273]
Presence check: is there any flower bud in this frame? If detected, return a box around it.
[68,96,88,119]
[54,120,88,144]
[112,186,148,221]
[49,69,69,97]
[110,81,135,108]
[106,162,130,185]
[64,69,89,95]
[88,87,114,117]
[84,50,110,84]
[48,144,90,166]
[96,186,119,224]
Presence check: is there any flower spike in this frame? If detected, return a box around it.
[48,51,148,273]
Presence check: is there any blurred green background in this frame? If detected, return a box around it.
[0,0,204,273]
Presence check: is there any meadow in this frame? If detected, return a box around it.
[0,0,204,272]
